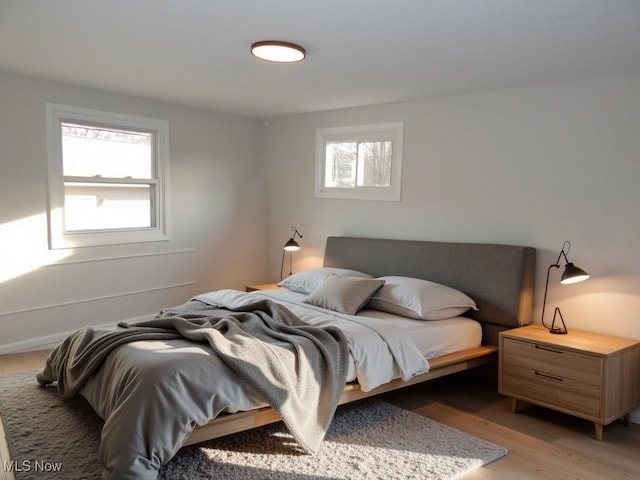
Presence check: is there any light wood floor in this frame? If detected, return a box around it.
[1,350,639,479]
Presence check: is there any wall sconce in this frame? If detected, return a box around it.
[280,226,303,279]
[542,241,590,334]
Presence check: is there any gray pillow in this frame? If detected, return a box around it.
[277,267,373,294]
[303,276,385,315]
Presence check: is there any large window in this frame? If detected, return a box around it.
[315,122,403,201]
[46,104,170,248]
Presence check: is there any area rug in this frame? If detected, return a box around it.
[0,370,506,479]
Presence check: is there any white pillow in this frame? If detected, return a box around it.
[278,267,373,294]
[366,276,478,320]
[303,276,385,315]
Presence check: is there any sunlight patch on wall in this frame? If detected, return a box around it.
[0,212,71,283]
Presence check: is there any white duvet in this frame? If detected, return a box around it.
[196,288,482,391]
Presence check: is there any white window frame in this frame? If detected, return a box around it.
[46,103,171,249]
[315,122,403,201]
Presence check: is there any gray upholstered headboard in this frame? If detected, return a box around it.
[323,237,536,345]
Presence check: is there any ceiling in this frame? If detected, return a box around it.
[1,1,640,119]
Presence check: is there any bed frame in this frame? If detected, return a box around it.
[184,236,536,446]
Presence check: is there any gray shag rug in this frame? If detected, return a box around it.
[0,370,506,479]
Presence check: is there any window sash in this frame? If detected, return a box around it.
[46,104,170,248]
[61,122,154,178]
[316,122,403,201]
[325,140,393,189]
[63,180,157,232]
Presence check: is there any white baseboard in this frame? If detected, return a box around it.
[0,333,75,355]
[0,314,152,355]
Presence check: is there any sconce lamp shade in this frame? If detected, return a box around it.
[561,263,590,284]
[542,241,589,335]
[284,238,300,251]
[281,226,303,279]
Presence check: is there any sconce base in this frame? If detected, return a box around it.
[549,307,568,334]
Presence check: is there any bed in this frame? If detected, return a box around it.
[38,236,535,479]
[188,236,536,438]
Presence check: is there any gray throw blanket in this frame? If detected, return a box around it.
[37,299,350,477]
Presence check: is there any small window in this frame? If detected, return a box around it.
[46,104,170,248]
[316,122,403,201]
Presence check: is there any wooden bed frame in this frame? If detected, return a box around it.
[184,236,536,446]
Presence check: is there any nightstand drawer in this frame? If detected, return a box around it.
[500,325,640,440]
[502,337,602,386]
[502,364,600,417]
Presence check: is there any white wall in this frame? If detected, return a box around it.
[261,73,640,341]
[0,72,268,353]
[2,70,639,352]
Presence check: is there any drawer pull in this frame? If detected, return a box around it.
[535,371,564,382]
[535,345,564,354]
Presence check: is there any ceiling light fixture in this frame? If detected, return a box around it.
[251,41,306,63]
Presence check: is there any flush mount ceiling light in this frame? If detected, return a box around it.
[250,41,306,63]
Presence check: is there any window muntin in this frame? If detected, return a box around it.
[316,122,403,201]
[47,104,170,248]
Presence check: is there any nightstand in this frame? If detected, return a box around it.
[245,283,281,292]
[499,324,640,440]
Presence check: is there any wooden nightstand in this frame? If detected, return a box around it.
[499,324,640,440]
[245,283,281,292]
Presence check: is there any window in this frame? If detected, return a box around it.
[316,122,403,201]
[46,104,170,248]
